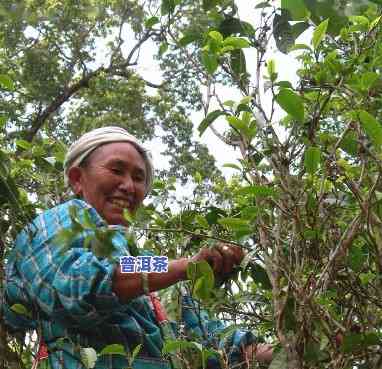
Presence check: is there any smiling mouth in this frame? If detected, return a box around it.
[110,198,132,209]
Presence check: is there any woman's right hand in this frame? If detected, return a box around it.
[190,243,244,279]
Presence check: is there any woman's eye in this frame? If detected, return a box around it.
[133,173,145,182]
[111,168,123,175]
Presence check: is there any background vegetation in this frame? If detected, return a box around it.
[2,0,382,368]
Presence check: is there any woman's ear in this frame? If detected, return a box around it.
[67,167,84,196]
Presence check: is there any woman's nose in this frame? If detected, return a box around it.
[119,174,134,192]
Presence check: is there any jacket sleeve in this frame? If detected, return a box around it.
[181,294,256,368]
[8,201,127,330]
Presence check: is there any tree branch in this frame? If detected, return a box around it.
[25,68,103,142]
[312,213,362,296]
[135,226,243,248]
[25,30,155,142]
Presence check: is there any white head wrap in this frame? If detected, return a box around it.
[64,126,154,195]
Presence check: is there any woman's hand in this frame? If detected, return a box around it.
[244,343,273,365]
[190,243,244,278]
[114,243,244,301]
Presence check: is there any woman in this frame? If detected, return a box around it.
[4,127,271,369]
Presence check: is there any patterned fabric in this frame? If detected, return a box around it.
[181,295,256,367]
[3,199,255,369]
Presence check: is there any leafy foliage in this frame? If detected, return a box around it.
[3,0,382,368]
[168,0,382,368]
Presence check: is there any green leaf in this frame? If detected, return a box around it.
[236,105,252,117]
[289,43,312,52]
[159,42,168,56]
[349,15,369,31]
[370,15,382,31]
[0,169,21,212]
[223,99,235,108]
[208,31,223,44]
[194,275,213,300]
[162,340,182,354]
[218,217,251,232]
[161,0,176,15]
[249,263,272,290]
[360,72,379,91]
[241,111,252,126]
[303,0,346,35]
[187,260,214,280]
[99,344,127,356]
[267,59,277,81]
[303,229,319,240]
[363,332,380,346]
[227,116,246,132]
[223,37,250,49]
[201,51,218,75]
[0,115,6,129]
[275,89,304,122]
[347,246,366,272]
[342,332,381,353]
[198,110,227,136]
[275,81,293,89]
[205,207,227,226]
[130,344,142,363]
[273,11,309,54]
[194,171,203,184]
[290,21,310,40]
[359,110,382,149]
[230,49,247,77]
[82,209,97,230]
[281,0,309,20]
[240,206,258,221]
[187,260,215,300]
[359,271,374,286]
[195,214,209,228]
[255,1,271,8]
[219,17,255,38]
[145,16,159,28]
[0,74,14,90]
[222,163,241,171]
[202,0,221,11]
[123,209,135,224]
[304,146,321,174]
[273,13,294,54]
[239,96,252,105]
[126,232,140,257]
[163,340,201,354]
[312,18,329,50]
[179,33,200,47]
[340,131,358,156]
[16,139,32,150]
[10,303,32,318]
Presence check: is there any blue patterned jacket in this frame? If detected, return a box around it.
[3,199,255,369]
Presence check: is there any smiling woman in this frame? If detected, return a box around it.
[67,142,147,225]
[3,126,269,369]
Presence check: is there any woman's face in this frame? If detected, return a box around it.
[68,142,147,225]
